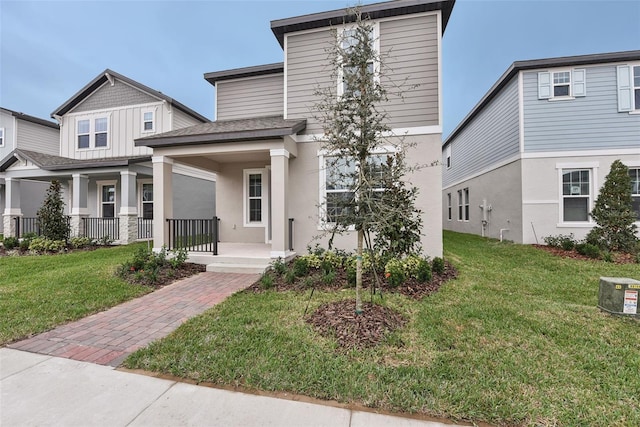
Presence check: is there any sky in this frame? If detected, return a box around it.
[1,0,639,138]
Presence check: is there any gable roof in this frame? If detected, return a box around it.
[0,107,59,129]
[271,0,456,48]
[0,148,149,172]
[135,116,306,148]
[205,63,284,87]
[444,50,640,146]
[50,69,209,123]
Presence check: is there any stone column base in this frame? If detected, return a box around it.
[69,214,89,239]
[3,214,22,238]
[119,214,138,244]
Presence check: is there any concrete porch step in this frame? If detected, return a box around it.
[206,263,270,274]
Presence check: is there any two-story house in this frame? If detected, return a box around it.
[0,69,216,242]
[1,107,60,235]
[442,50,640,244]
[134,0,454,268]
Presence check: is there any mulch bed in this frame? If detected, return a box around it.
[119,263,206,288]
[533,244,637,264]
[307,299,407,350]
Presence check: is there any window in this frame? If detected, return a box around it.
[244,169,266,226]
[457,190,463,221]
[142,111,154,132]
[445,145,451,169]
[77,120,90,149]
[324,156,356,223]
[616,65,640,112]
[0,128,4,147]
[101,184,116,218]
[634,66,640,111]
[562,169,591,222]
[553,71,571,97]
[338,25,378,97]
[77,116,108,149]
[141,183,153,219]
[630,168,640,221]
[447,193,452,221]
[464,188,470,221]
[538,69,585,99]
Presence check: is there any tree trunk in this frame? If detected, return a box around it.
[356,228,363,315]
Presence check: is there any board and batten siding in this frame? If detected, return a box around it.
[443,76,520,188]
[286,29,334,135]
[379,14,439,128]
[0,110,16,159]
[522,65,640,152]
[72,80,158,113]
[16,120,59,156]
[60,103,165,159]
[216,74,284,121]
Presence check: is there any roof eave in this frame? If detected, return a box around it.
[204,63,284,87]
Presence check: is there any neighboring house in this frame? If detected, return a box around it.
[0,108,59,232]
[442,50,640,244]
[136,0,455,263]
[1,70,216,242]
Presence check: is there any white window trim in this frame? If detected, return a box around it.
[336,22,380,98]
[556,163,598,227]
[457,189,463,222]
[463,187,470,221]
[445,145,451,169]
[629,166,640,224]
[243,168,267,227]
[141,109,156,133]
[138,179,153,219]
[632,64,640,112]
[447,192,452,221]
[0,127,4,147]
[76,114,110,151]
[551,69,573,99]
[97,180,117,218]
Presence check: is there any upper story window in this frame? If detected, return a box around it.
[630,168,640,221]
[77,116,109,150]
[538,69,586,100]
[337,24,379,98]
[616,64,640,112]
[142,111,154,132]
[445,145,451,169]
[0,127,4,147]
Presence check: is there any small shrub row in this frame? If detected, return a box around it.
[117,246,188,285]
[543,233,640,262]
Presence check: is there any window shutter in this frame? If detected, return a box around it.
[617,65,633,112]
[538,72,551,99]
[572,69,586,97]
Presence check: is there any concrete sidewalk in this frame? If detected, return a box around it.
[1,348,464,427]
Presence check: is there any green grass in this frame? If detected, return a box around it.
[126,231,639,425]
[0,243,151,345]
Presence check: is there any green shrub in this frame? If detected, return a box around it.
[543,233,576,249]
[260,273,274,289]
[415,258,432,283]
[346,265,357,286]
[601,251,613,263]
[636,252,640,264]
[69,236,94,249]
[270,257,288,276]
[168,247,188,269]
[561,239,576,251]
[3,236,19,250]
[431,257,445,275]
[322,270,336,285]
[322,250,343,272]
[28,237,66,253]
[575,243,601,259]
[285,269,296,285]
[385,258,406,287]
[293,257,309,277]
[299,253,321,269]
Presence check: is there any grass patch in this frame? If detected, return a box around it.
[0,243,151,345]
[124,232,640,426]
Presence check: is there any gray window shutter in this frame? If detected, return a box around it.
[617,65,633,112]
[572,69,586,97]
[538,72,551,99]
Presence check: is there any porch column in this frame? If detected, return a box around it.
[118,171,138,244]
[2,177,22,238]
[70,174,89,238]
[152,156,173,252]
[270,149,291,258]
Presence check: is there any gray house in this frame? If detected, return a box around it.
[1,70,216,242]
[1,108,60,234]
[136,0,454,269]
[443,50,640,244]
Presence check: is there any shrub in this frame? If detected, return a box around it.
[29,237,66,253]
[385,258,406,287]
[636,252,640,264]
[543,233,576,249]
[601,251,613,263]
[37,180,69,241]
[346,265,357,286]
[299,253,321,269]
[168,247,188,269]
[97,235,114,246]
[561,239,576,251]
[260,273,274,289]
[293,257,309,277]
[69,236,94,249]
[270,257,288,276]
[575,243,601,259]
[431,257,445,275]
[285,269,296,285]
[3,236,19,250]
[415,258,432,283]
[322,270,336,285]
[322,250,343,272]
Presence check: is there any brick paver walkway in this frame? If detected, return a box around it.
[8,272,258,367]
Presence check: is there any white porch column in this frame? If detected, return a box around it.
[119,171,138,244]
[269,149,292,258]
[2,177,22,238]
[70,174,89,238]
[152,156,173,251]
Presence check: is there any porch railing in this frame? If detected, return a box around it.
[137,218,153,240]
[15,217,71,239]
[289,218,294,251]
[166,217,218,254]
[82,217,120,241]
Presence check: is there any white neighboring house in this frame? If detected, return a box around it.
[0,70,216,242]
[442,50,640,244]
[0,107,60,234]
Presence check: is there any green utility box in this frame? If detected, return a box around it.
[598,277,640,318]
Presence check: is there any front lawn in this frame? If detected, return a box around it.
[124,231,640,426]
[0,243,151,345]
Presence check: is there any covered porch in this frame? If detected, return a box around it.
[136,116,306,266]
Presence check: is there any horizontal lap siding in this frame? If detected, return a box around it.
[380,14,439,128]
[523,65,640,152]
[173,109,204,129]
[443,77,520,188]
[16,121,59,155]
[217,74,283,121]
[286,30,334,135]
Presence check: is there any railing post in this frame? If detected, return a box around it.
[213,216,218,255]
[14,217,21,239]
[288,218,294,251]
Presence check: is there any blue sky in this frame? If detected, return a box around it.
[1,0,639,137]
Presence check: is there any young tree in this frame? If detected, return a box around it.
[37,180,69,241]
[586,160,638,252]
[314,9,423,313]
